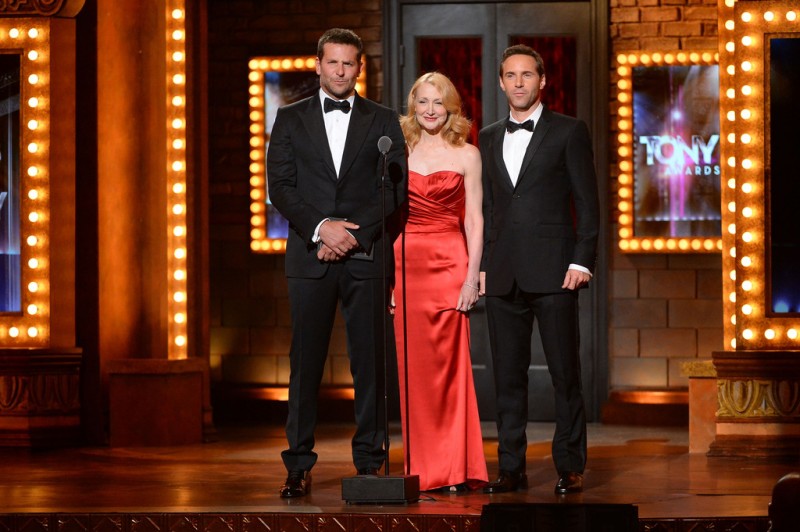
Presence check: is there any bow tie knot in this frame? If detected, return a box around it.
[506,119,534,133]
[324,98,351,114]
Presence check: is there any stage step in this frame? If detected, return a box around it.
[0,511,770,532]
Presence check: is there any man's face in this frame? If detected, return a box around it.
[499,54,546,113]
[316,43,362,100]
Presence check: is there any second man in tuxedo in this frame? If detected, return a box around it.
[267,28,407,498]
[479,45,600,495]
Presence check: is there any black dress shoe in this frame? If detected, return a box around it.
[555,471,583,494]
[279,470,310,498]
[356,467,379,476]
[483,470,528,493]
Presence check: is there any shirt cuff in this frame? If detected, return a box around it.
[312,218,330,243]
[568,264,592,277]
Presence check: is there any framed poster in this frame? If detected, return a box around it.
[616,51,721,252]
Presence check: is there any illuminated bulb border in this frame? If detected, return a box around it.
[248,56,368,253]
[167,1,188,359]
[719,0,738,349]
[615,50,721,254]
[728,0,800,349]
[0,19,50,346]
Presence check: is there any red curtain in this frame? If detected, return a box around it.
[416,35,578,145]
[417,37,483,145]
[511,35,577,117]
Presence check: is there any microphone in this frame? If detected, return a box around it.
[378,136,392,155]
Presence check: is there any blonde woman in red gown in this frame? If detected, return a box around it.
[393,72,488,492]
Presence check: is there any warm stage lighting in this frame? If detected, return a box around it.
[614,49,720,254]
[0,20,50,346]
[166,0,188,359]
[722,0,800,348]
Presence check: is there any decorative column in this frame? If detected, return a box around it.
[0,1,84,447]
[96,0,211,445]
[711,352,800,457]
[711,0,800,459]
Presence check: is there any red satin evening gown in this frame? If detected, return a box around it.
[393,170,488,491]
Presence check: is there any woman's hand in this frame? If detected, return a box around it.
[457,280,480,312]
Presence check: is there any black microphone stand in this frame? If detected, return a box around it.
[341,136,419,504]
[379,140,391,477]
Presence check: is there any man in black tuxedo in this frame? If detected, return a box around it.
[267,28,407,498]
[478,45,599,495]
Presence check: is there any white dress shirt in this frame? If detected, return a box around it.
[320,89,354,177]
[502,104,543,187]
[314,90,355,242]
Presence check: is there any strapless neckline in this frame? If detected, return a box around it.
[409,170,464,178]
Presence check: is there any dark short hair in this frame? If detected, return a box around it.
[317,28,363,61]
[499,44,545,77]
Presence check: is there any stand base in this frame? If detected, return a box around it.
[342,474,420,504]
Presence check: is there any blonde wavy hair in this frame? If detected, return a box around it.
[400,72,472,151]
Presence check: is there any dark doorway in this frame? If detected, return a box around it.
[386,1,607,422]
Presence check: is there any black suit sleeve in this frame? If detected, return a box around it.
[479,126,495,272]
[565,119,600,272]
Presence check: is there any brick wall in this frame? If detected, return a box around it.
[611,0,718,50]
[207,0,383,389]
[608,0,722,389]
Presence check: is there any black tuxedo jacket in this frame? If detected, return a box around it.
[267,93,407,280]
[479,107,600,296]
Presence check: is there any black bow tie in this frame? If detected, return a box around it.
[324,98,351,114]
[506,119,534,133]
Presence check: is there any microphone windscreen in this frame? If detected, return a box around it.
[377,136,392,154]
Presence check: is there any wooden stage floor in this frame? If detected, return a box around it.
[0,422,796,530]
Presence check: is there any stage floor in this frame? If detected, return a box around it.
[0,422,795,528]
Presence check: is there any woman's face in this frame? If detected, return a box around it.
[413,82,447,133]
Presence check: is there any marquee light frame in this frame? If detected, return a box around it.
[166,0,188,359]
[725,0,800,350]
[615,50,722,254]
[0,20,51,346]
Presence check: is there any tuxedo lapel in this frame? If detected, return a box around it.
[491,123,514,191]
[299,96,337,180]
[338,95,374,180]
[516,109,550,185]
